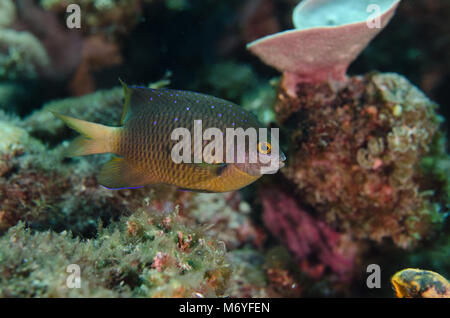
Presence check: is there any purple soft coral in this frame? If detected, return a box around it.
[261,187,357,282]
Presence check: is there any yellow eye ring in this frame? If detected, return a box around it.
[258,142,271,154]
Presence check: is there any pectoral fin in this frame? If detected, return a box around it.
[191,162,227,177]
[98,157,154,190]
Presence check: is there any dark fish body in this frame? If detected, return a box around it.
[52,82,285,192]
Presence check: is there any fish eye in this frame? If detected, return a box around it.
[258,142,271,154]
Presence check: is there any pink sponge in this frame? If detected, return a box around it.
[247,0,401,83]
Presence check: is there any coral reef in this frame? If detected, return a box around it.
[13,0,83,81]
[0,0,448,299]
[0,0,52,81]
[0,86,302,297]
[261,187,358,283]
[275,73,447,249]
[0,29,50,80]
[24,85,124,141]
[0,209,231,297]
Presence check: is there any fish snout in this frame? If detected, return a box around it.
[279,151,286,168]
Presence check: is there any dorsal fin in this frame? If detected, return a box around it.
[119,79,173,124]
[119,79,131,125]
[118,80,254,127]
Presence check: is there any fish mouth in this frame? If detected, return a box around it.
[259,155,286,174]
[279,152,286,168]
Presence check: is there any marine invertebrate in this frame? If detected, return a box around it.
[69,35,122,95]
[277,72,447,248]
[247,0,400,95]
[0,209,231,297]
[15,0,82,80]
[186,192,265,250]
[0,29,50,80]
[391,268,450,298]
[261,187,357,282]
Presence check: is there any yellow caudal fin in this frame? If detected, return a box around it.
[52,112,119,157]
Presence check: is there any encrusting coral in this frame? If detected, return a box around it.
[275,73,447,248]
[0,209,231,297]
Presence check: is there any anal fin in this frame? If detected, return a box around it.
[98,157,154,190]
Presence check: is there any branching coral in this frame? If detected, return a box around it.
[276,73,447,248]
